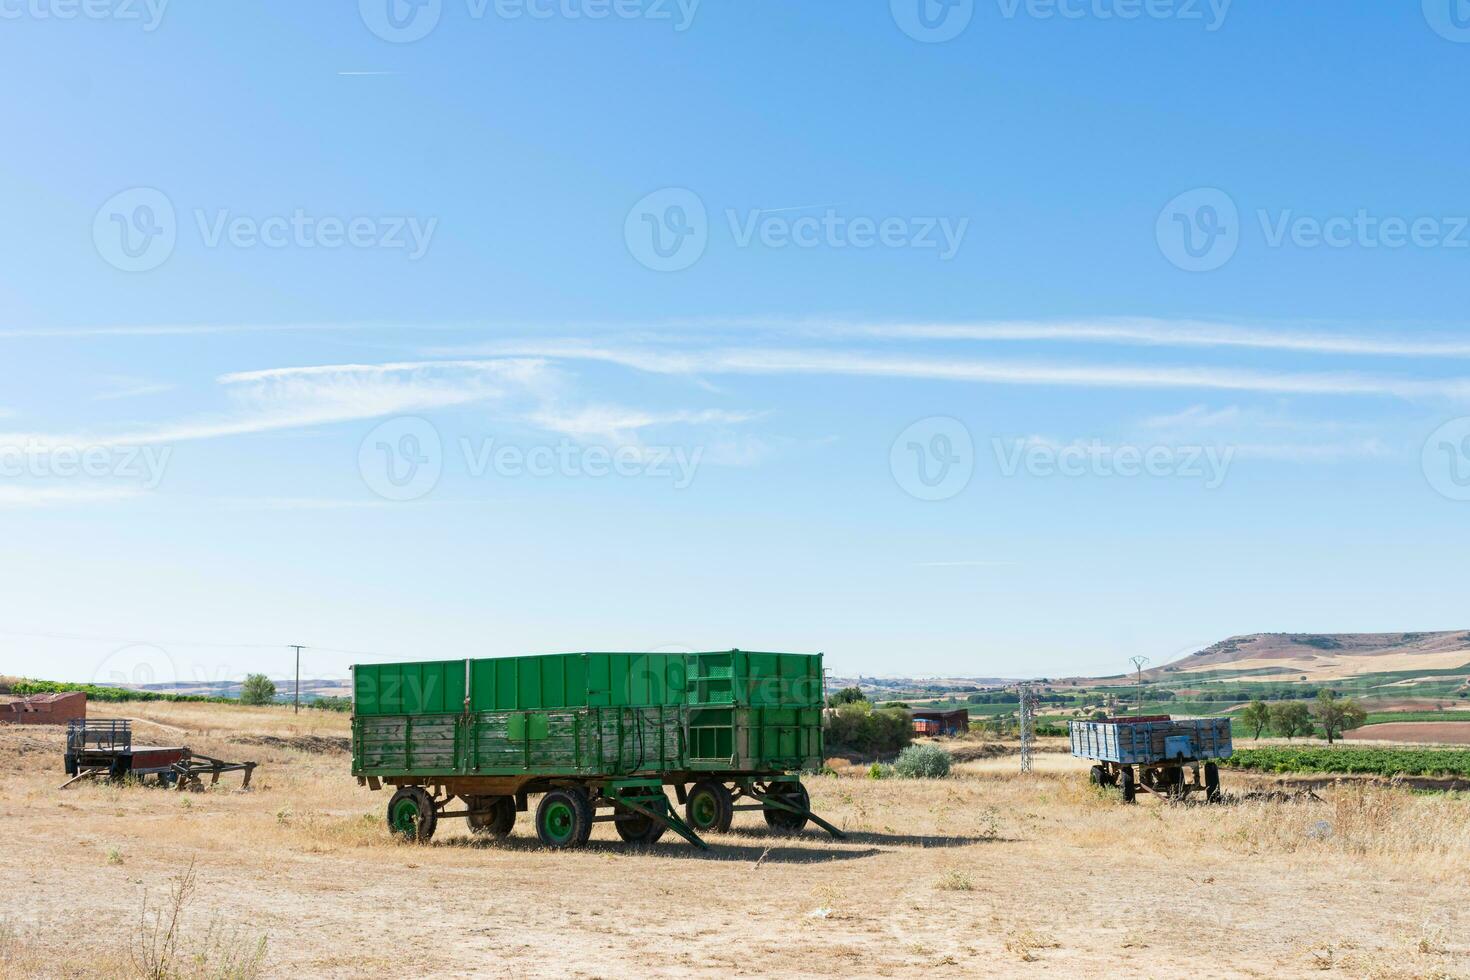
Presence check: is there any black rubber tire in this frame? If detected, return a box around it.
[614,807,669,845]
[387,786,439,841]
[1119,770,1136,804]
[535,788,594,849]
[684,781,734,834]
[466,795,516,837]
[762,782,810,833]
[1204,763,1222,803]
[1162,766,1187,800]
[1089,765,1107,787]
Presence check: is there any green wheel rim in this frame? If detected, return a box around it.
[690,792,717,829]
[542,800,575,844]
[390,798,420,836]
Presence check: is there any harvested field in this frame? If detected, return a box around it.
[1347,722,1470,745]
[2,704,1469,978]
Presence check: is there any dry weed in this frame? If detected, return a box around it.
[933,869,973,892]
[1004,928,1060,962]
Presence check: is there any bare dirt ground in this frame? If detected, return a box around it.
[3,704,1469,979]
[1347,722,1470,745]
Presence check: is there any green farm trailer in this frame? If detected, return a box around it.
[351,650,843,850]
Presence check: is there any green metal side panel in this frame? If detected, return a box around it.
[354,660,465,717]
[350,650,824,778]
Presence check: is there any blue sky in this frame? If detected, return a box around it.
[3,2,1469,686]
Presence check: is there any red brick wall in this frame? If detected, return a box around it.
[3,692,87,725]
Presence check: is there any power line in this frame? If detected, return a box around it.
[0,628,411,663]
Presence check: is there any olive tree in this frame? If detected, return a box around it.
[1310,691,1366,745]
[1240,700,1272,740]
[240,673,276,706]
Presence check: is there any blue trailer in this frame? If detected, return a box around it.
[1069,716,1232,803]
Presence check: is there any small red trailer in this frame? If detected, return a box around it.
[61,719,255,791]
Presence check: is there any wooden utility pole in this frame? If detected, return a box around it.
[290,645,307,714]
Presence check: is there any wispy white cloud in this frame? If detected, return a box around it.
[1134,404,1396,462]
[914,560,1018,567]
[1139,404,1376,433]
[1,360,554,451]
[92,377,176,402]
[797,317,1470,359]
[208,497,395,511]
[523,406,764,444]
[1,359,767,483]
[0,485,144,508]
[1225,441,1394,462]
[442,343,1470,403]
[14,315,1470,360]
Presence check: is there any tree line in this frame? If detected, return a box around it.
[1238,691,1368,744]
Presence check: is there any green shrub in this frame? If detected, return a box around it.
[867,762,893,780]
[893,743,952,779]
[240,674,277,706]
[823,701,912,755]
[309,695,353,712]
[10,680,232,705]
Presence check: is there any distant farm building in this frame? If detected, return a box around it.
[3,691,87,725]
[911,708,969,736]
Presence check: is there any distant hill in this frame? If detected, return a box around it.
[1151,631,1470,683]
[97,678,352,701]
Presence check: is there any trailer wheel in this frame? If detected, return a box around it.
[762,782,810,833]
[685,781,733,834]
[1162,766,1187,800]
[1204,763,1222,803]
[536,789,593,848]
[614,809,668,845]
[387,787,438,842]
[1119,769,1136,804]
[1089,765,1108,787]
[466,795,516,837]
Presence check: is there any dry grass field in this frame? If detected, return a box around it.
[3,703,1469,978]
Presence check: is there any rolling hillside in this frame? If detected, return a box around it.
[1154,631,1470,684]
